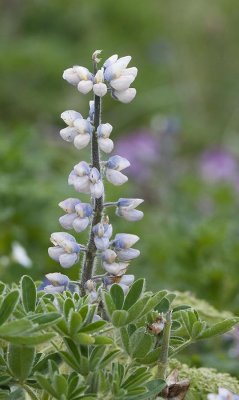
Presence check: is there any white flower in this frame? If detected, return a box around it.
[113,233,139,250]
[112,88,136,104]
[103,261,128,276]
[93,221,112,250]
[104,56,132,81]
[68,162,103,198]
[46,272,69,287]
[59,201,93,233]
[93,69,107,97]
[106,155,130,186]
[116,248,140,261]
[61,110,82,126]
[116,198,144,221]
[63,66,93,94]
[60,112,92,150]
[97,123,114,153]
[48,232,81,268]
[59,198,81,214]
[77,80,93,94]
[110,75,135,91]
[44,285,65,294]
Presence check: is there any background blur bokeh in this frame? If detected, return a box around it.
[1,0,239,375]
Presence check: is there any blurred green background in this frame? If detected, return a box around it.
[1,0,239,375]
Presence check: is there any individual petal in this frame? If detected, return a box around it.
[110,75,135,91]
[75,203,93,218]
[59,198,81,214]
[116,248,140,261]
[73,66,91,80]
[116,208,144,221]
[90,180,104,199]
[93,83,107,97]
[63,68,80,86]
[97,123,113,138]
[61,110,82,127]
[98,138,114,153]
[74,118,93,134]
[94,69,104,83]
[114,234,140,249]
[44,285,65,294]
[93,223,105,238]
[74,133,91,150]
[119,274,135,286]
[103,261,128,275]
[117,198,144,209]
[107,155,130,171]
[115,56,132,69]
[73,176,91,194]
[106,169,128,186]
[104,56,131,81]
[77,80,93,94]
[121,67,138,78]
[72,217,90,232]
[59,213,77,230]
[104,223,113,239]
[113,88,136,103]
[102,249,117,264]
[103,54,118,69]
[89,100,94,120]
[48,246,65,262]
[59,252,79,268]
[45,272,69,287]
[94,236,109,251]
[90,167,101,183]
[74,161,91,176]
[60,127,79,142]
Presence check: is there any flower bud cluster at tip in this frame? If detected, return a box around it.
[47,50,144,301]
[63,53,137,104]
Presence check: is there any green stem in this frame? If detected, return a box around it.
[158,311,172,379]
[81,60,104,293]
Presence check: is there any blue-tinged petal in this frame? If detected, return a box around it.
[72,217,89,233]
[61,110,82,127]
[116,208,144,221]
[48,246,65,262]
[58,198,81,214]
[94,236,109,251]
[106,169,128,186]
[45,272,69,287]
[116,248,140,261]
[59,252,79,268]
[75,203,93,218]
[113,234,139,249]
[90,180,104,199]
[59,213,77,230]
[44,285,65,294]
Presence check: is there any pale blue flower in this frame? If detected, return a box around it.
[48,232,81,268]
[113,233,139,250]
[97,123,114,153]
[68,162,104,198]
[116,248,140,261]
[106,155,130,186]
[116,198,144,221]
[59,201,93,233]
[93,221,112,250]
[45,272,69,287]
[58,198,81,214]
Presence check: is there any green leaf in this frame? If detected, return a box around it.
[102,291,116,318]
[29,312,62,330]
[191,321,206,339]
[20,275,36,313]
[76,333,95,345]
[64,298,75,320]
[141,291,167,316]
[69,311,83,335]
[122,367,150,389]
[80,320,106,333]
[136,347,161,365]
[1,332,55,345]
[0,290,19,326]
[120,327,129,352]
[94,336,114,345]
[198,318,239,339]
[129,328,154,358]
[110,284,125,309]
[99,350,121,369]
[127,379,166,400]
[123,279,145,310]
[7,344,35,382]
[112,310,129,327]
[0,319,33,336]
[126,298,148,324]
[0,283,5,295]
[155,298,170,313]
[36,374,58,397]
[53,374,67,395]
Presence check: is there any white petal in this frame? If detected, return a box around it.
[50,232,80,253]
[114,234,140,249]
[74,161,90,176]
[46,272,69,286]
[44,285,65,294]
[72,217,89,233]
[103,54,118,69]
[106,169,128,186]
[104,224,113,239]
[116,209,144,222]
[98,138,114,153]
[61,110,82,127]
[103,262,128,276]
[60,127,78,142]
[77,80,93,94]
[94,236,109,251]
[59,198,81,214]
[116,248,140,261]
[113,88,136,103]
[59,213,77,230]
[102,249,117,263]
[104,56,131,81]
[107,155,130,171]
[90,180,104,199]
[93,83,107,97]
[117,198,144,210]
[115,56,132,69]
[97,123,113,138]
[94,69,104,83]
[121,67,138,78]
[110,75,135,91]
[93,223,105,237]
[90,167,100,183]
[73,66,91,80]
[73,176,91,194]
[74,133,91,150]
[48,246,65,262]
[74,118,93,134]
[59,252,79,268]
[119,275,135,286]
[63,68,80,86]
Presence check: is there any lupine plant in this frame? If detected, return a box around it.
[0,51,238,400]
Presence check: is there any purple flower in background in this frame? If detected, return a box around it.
[199,149,239,185]
[115,130,160,181]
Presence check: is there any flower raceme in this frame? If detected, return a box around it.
[47,50,143,298]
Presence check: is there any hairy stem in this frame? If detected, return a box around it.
[158,311,172,379]
[81,62,104,293]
